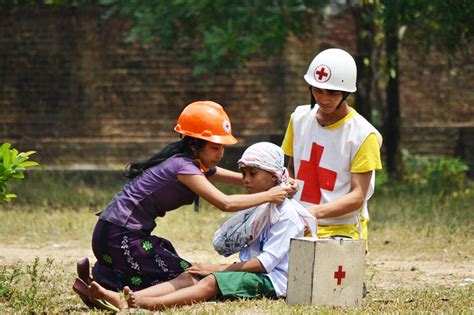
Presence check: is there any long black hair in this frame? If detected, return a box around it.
[124,136,206,179]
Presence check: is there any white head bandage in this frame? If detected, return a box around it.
[237,142,289,184]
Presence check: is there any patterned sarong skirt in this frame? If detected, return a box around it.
[91,219,191,291]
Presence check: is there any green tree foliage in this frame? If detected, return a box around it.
[98,0,329,75]
[346,0,473,176]
[388,0,473,52]
[2,1,472,176]
[99,0,472,173]
[0,0,93,4]
[379,0,473,176]
[0,143,39,202]
[1,0,329,74]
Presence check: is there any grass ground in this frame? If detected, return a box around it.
[0,171,473,313]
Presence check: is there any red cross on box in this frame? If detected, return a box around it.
[334,265,346,285]
[296,142,337,204]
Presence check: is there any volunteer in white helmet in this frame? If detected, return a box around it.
[281,48,383,244]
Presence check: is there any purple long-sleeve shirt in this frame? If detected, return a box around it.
[99,154,216,234]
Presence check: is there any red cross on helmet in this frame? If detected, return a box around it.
[174,101,238,145]
[304,48,357,92]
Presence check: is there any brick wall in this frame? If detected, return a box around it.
[399,33,474,176]
[0,6,310,169]
[1,6,473,173]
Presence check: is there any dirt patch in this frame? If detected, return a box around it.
[0,242,237,268]
[0,242,93,266]
[367,259,473,289]
[1,242,472,290]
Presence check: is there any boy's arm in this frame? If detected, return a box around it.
[187,260,265,277]
[223,259,266,273]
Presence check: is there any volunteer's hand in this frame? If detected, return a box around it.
[307,205,323,219]
[267,185,291,204]
[287,177,299,199]
[187,263,225,277]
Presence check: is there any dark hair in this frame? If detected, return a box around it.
[309,86,350,109]
[310,86,316,108]
[123,136,207,179]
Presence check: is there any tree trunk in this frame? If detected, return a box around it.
[384,7,402,177]
[351,1,376,123]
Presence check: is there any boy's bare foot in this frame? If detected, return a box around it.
[126,287,162,310]
[125,286,138,308]
[122,287,132,305]
[88,281,127,310]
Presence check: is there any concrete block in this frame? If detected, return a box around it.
[286,237,365,307]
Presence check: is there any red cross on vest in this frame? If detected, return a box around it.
[334,265,346,285]
[296,142,337,204]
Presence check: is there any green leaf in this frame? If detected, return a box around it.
[24,151,37,157]
[13,173,25,179]
[3,149,11,167]
[14,154,28,164]
[0,143,39,202]
[21,161,39,167]
[389,68,397,79]
[1,143,11,152]
[11,149,18,159]
[364,57,371,66]
[4,194,17,202]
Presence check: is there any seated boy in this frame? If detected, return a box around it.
[88,142,315,311]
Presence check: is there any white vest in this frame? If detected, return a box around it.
[292,105,382,226]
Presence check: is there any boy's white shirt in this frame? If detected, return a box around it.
[239,198,312,297]
[291,104,382,225]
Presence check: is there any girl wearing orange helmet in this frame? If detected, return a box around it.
[73,101,289,310]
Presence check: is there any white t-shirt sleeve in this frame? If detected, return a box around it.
[256,215,300,273]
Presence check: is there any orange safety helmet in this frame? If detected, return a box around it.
[174,101,238,145]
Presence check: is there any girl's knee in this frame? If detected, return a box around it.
[175,271,200,286]
[177,271,192,279]
[174,271,192,283]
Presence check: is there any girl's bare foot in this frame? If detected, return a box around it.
[88,281,127,310]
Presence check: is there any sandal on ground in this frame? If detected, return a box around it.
[76,257,92,285]
[72,277,120,313]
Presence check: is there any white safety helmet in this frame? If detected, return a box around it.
[304,48,357,92]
